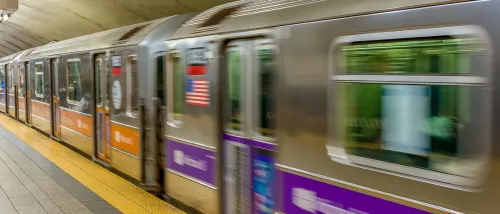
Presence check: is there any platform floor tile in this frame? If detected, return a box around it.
[0,114,183,214]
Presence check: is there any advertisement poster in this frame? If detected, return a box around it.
[224,141,251,214]
[253,148,275,214]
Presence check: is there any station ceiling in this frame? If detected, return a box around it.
[0,0,233,57]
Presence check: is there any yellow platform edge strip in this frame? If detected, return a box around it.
[0,114,185,214]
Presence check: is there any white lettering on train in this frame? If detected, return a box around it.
[292,188,359,214]
[114,131,132,145]
[173,150,207,171]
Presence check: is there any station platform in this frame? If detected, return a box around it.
[0,114,184,214]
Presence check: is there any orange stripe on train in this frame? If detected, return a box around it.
[111,123,140,156]
[31,101,50,120]
[61,108,93,137]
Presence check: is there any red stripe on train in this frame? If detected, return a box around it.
[187,65,206,75]
[112,67,121,75]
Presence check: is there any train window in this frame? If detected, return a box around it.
[8,65,13,93]
[34,62,44,98]
[168,52,184,122]
[0,66,4,93]
[126,55,139,118]
[330,27,490,186]
[255,46,276,137]
[156,55,165,106]
[95,58,102,107]
[339,84,470,169]
[343,37,480,74]
[67,59,82,103]
[19,65,25,98]
[227,48,242,131]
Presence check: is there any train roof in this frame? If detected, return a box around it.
[0,52,19,64]
[0,48,35,65]
[170,0,471,39]
[23,15,180,59]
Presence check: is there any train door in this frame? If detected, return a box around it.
[18,63,27,123]
[50,58,61,139]
[94,54,111,163]
[222,39,277,214]
[25,61,32,125]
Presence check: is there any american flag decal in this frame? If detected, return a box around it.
[186,79,210,106]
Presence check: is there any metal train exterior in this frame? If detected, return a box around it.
[1,0,499,213]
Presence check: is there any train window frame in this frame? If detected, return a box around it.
[251,40,277,141]
[327,25,492,188]
[66,58,82,105]
[166,50,184,127]
[126,54,139,118]
[34,62,44,99]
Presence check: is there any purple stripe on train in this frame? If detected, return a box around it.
[281,171,430,214]
[223,133,277,151]
[166,139,216,186]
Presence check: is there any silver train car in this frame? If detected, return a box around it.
[1,13,195,191]
[1,0,500,213]
[0,48,34,120]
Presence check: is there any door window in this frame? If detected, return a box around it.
[227,48,243,131]
[126,55,139,117]
[255,47,276,137]
[8,65,13,93]
[95,58,103,107]
[67,59,82,103]
[34,62,44,98]
[19,65,25,98]
[52,60,59,97]
[156,55,165,106]
[167,52,184,122]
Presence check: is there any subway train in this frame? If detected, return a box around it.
[0,0,498,213]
